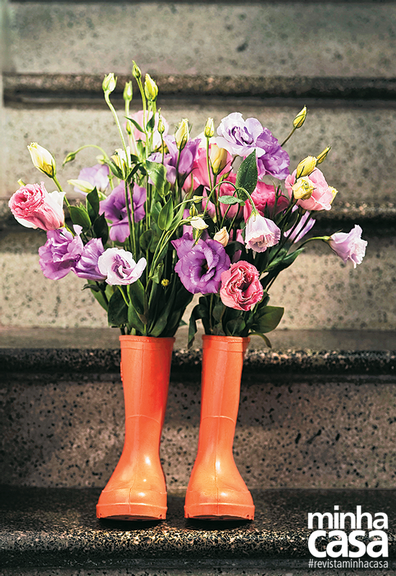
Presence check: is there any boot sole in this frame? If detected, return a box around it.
[96,502,167,520]
[184,502,254,520]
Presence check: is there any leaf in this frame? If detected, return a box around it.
[146,114,156,132]
[108,289,128,326]
[127,279,146,316]
[108,160,123,179]
[188,304,205,348]
[235,151,258,194]
[158,197,174,231]
[86,188,100,219]
[151,262,164,284]
[250,332,272,348]
[125,117,145,134]
[225,317,246,336]
[93,213,109,245]
[140,229,153,251]
[212,302,225,323]
[253,306,284,333]
[69,205,91,230]
[127,305,145,333]
[218,195,244,205]
[83,281,108,311]
[145,161,167,196]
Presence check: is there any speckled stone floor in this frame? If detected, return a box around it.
[0,486,395,571]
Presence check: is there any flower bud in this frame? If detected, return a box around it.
[158,116,166,135]
[296,156,317,178]
[189,204,198,217]
[102,73,117,95]
[132,61,142,80]
[175,119,190,150]
[292,177,315,200]
[190,216,208,230]
[67,179,94,194]
[28,143,56,178]
[123,81,133,103]
[210,144,228,175]
[316,146,331,165]
[213,227,229,247]
[204,117,215,139]
[144,74,158,101]
[293,106,307,129]
[62,151,76,166]
[329,186,338,203]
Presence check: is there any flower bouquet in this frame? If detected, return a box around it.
[8,63,367,521]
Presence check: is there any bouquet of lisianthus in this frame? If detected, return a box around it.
[8,63,367,343]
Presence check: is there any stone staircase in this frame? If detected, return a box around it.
[1,1,396,574]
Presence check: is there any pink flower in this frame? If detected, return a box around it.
[9,183,65,231]
[285,168,334,211]
[243,181,289,221]
[245,212,281,253]
[329,225,367,268]
[98,248,146,286]
[220,261,264,311]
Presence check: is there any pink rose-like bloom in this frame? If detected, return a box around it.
[245,212,281,253]
[285,168,334,211]
[9,183,65,231]
[220,261,264,311]
[329,225,367,268]
[243,181,289,221]
[98,248,146,286]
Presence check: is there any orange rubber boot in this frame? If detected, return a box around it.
[184,335,255,520]
[96,335,174,521]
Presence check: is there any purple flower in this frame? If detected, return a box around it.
[98,248,147,285]
[74,164,109,195]
[38,228,83,280]
[245,212,281,253]
[150,136,199,185]
[215,112,290,180]
[172,232,230,294]
[100,182,146,243]
[284,208,316,243]
[74,238,106,281]
[329,225,367,268]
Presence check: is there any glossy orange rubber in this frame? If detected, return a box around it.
[185,335,255,520]
[96,336,174,521]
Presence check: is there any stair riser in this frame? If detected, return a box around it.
[1,372,395,489]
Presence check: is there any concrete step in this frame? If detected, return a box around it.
[0,329,395,490]
[0,485,395,574]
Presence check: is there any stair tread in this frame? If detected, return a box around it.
[1,486,395,568]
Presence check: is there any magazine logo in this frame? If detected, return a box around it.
[308,505,389,559]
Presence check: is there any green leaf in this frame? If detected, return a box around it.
[212,302,225,323]
[235,151,258,195]
[145,161,167,196]
[93,213,109,245]
[218,195,244,205]
[188,303,207,348]
[83,281,108,311]
[127,305,145,333]
[146,114,156,132]
[253,306,284,333]
[158,197,174,231]
[250,332,272,348]
[151,262,164,284]
[125,117,145,134]
[225,317,246,336]
[86,188,100,219]
[108,289,128,326]
[69,205,91,230]
[127,279,146,316]
[140,229,153,251]
[108,160,123,179]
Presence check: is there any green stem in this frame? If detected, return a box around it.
[281,127,296,147]
[104,93,129,166]
[117,286,129,306]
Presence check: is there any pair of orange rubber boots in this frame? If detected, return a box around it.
[96,336,255,521]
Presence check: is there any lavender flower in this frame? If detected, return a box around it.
[172,232,230,294]
[215,112,290,180]
[74,164,109,195]
[245,212,281,253]
[329,225,367,268]
[284,208,316,243]
[100,182,146,243]
[150,136,199,185]
[98,248,147,285]
[38,228,83,280]
[74,238,106,281]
